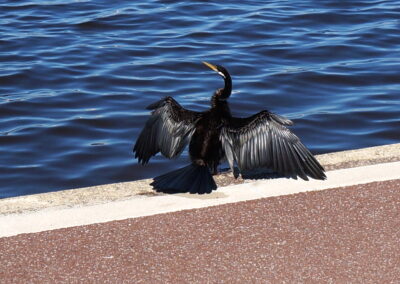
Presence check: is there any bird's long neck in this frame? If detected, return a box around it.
[211,72,232,111]
[211,76,232,118]
[219,73,232,100]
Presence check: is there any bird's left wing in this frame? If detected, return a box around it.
[220,110,326,180]
[133,96,202,164]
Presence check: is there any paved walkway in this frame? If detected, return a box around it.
[1,144,400,283]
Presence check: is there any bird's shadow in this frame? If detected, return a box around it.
[152,167,293,195]
[239,167,290,180]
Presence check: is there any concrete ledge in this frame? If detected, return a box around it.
[316,142,400,171]
[1,161,400,238]
[1,143,399,216]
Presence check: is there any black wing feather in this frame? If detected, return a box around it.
[220,110,326,180]
[133,96,202,164]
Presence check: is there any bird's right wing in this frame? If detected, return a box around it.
[133,96,202,164]
[220,110,326,180]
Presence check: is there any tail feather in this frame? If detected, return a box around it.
[151,164,217,194]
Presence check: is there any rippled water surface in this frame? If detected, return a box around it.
[1,0,399,197]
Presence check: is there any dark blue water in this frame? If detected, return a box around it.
[1,0,399,198]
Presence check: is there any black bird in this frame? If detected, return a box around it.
[133,62,326,194]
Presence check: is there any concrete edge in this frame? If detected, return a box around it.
[1,161,400,238]
[1,143,399,215]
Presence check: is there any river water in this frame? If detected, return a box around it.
[0,0,399,197]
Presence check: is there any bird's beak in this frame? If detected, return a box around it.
[202,61,218,72]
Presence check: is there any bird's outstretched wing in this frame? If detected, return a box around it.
[220,111,326,180]
[133,96,202,164]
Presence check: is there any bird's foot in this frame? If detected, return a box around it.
[233,167,240,179]
[193,159,206,166]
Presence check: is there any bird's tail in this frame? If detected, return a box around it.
[151,164,217,194]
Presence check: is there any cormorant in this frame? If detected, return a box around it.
[133,62,326,194]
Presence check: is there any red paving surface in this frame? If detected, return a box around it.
[1,179,400,283]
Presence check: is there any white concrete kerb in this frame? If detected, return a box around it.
[1,161,399,238]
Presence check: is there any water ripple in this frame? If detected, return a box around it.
[0,0,399,197]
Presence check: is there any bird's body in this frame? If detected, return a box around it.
[189,96,230,174]
[133,62,326,193]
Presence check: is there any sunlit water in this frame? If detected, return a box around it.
[0,0,399,198]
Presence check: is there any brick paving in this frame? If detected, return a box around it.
[1,179,399,283]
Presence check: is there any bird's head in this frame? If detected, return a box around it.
[202,61,232,100]
[202,61,230,79]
